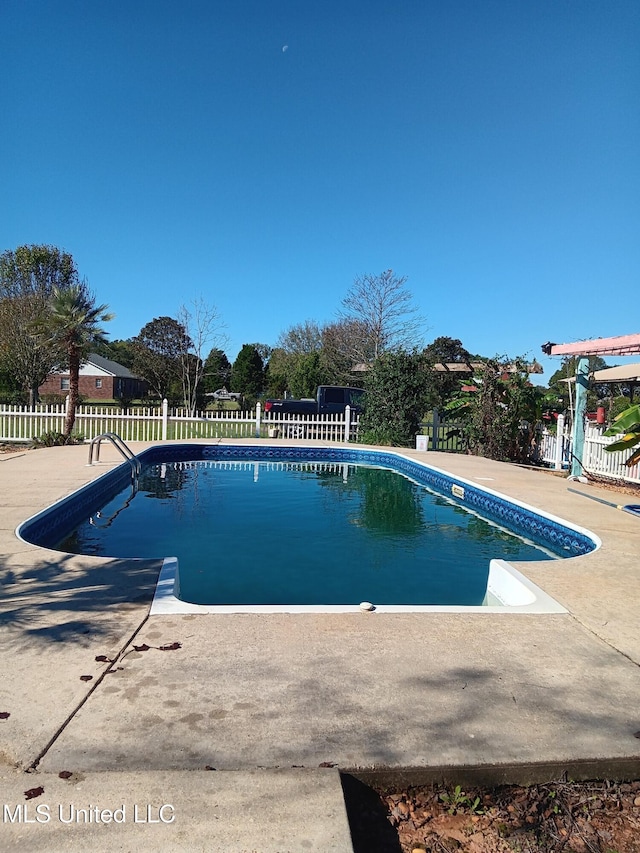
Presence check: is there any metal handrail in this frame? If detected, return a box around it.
[88,432,141,476]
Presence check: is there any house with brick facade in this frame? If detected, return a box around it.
[38,353,148,402]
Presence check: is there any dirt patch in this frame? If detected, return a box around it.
[0,443,29,455]
[344,777,640,852]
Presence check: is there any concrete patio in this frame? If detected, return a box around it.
[1,441,639,851]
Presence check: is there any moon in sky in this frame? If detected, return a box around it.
[282,45,288,52]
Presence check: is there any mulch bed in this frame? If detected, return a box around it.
[343,777,640,852]
[574,475,640,499]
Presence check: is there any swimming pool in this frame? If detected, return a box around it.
[17,444,599,614]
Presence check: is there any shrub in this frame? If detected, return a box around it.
[38,394,68,406]
[31,430,85,447]
[445,357,543,463]
[359,350,435,447]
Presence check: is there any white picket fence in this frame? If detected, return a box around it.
[0,401,360,444]
[2,401,638,483]
[540,418,640,484]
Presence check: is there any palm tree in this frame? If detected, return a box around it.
[43,285,114,436]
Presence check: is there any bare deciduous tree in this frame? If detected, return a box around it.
[338,269,425,363]
[276,320,324,355]
[178,297,227,415]
[320,319,370,385]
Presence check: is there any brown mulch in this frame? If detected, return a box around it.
[533,465,640,499]
[343,777,640,853]
[580,478,640,499]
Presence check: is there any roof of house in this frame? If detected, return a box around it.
[84,353,137,379]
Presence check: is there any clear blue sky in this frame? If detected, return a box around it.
[2,0,639,384]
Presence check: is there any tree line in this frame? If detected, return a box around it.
[4,243,631,460]
[0,247,437,412]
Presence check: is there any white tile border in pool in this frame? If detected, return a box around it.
[149,557,568,615]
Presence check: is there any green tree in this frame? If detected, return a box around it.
[203,348,232,393]
[277,320,323,356]
[40,286,113,436]
[0,244,79,299]
[131,317,192,403]
[231,344,264,399]
[270,321,324,394]
[423,336,473,408]
[92,338,137,370]
[263,348,290,397]
[289,351,323,399]
[0,245,81,404]
[359,350,434,446]
[0,366,23,404]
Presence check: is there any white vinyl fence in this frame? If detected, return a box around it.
[2,401,638,483]
[0,401,360,444]
[540,416,640,485]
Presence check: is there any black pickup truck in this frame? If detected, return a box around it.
[264,386,364,416]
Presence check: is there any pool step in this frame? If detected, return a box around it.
[0,767,354,852]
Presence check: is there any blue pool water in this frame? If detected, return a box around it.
[53,458,567,607]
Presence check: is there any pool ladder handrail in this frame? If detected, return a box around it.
[88,433,141,477]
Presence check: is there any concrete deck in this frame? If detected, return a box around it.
[1,441,639,850]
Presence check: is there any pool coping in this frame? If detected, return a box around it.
[16,442,598,616]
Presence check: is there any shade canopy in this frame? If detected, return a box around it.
[559,363,640,384]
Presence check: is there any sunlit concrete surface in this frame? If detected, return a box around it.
[1,440,639,849]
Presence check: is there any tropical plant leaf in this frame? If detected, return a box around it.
[625,447,640,468]
[605,433,640,453]
[604,404,640,436]
[604,404,640,465]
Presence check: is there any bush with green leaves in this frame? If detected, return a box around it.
[359,350,435,447]
[445,357,544,463]
[31,430,85,447]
